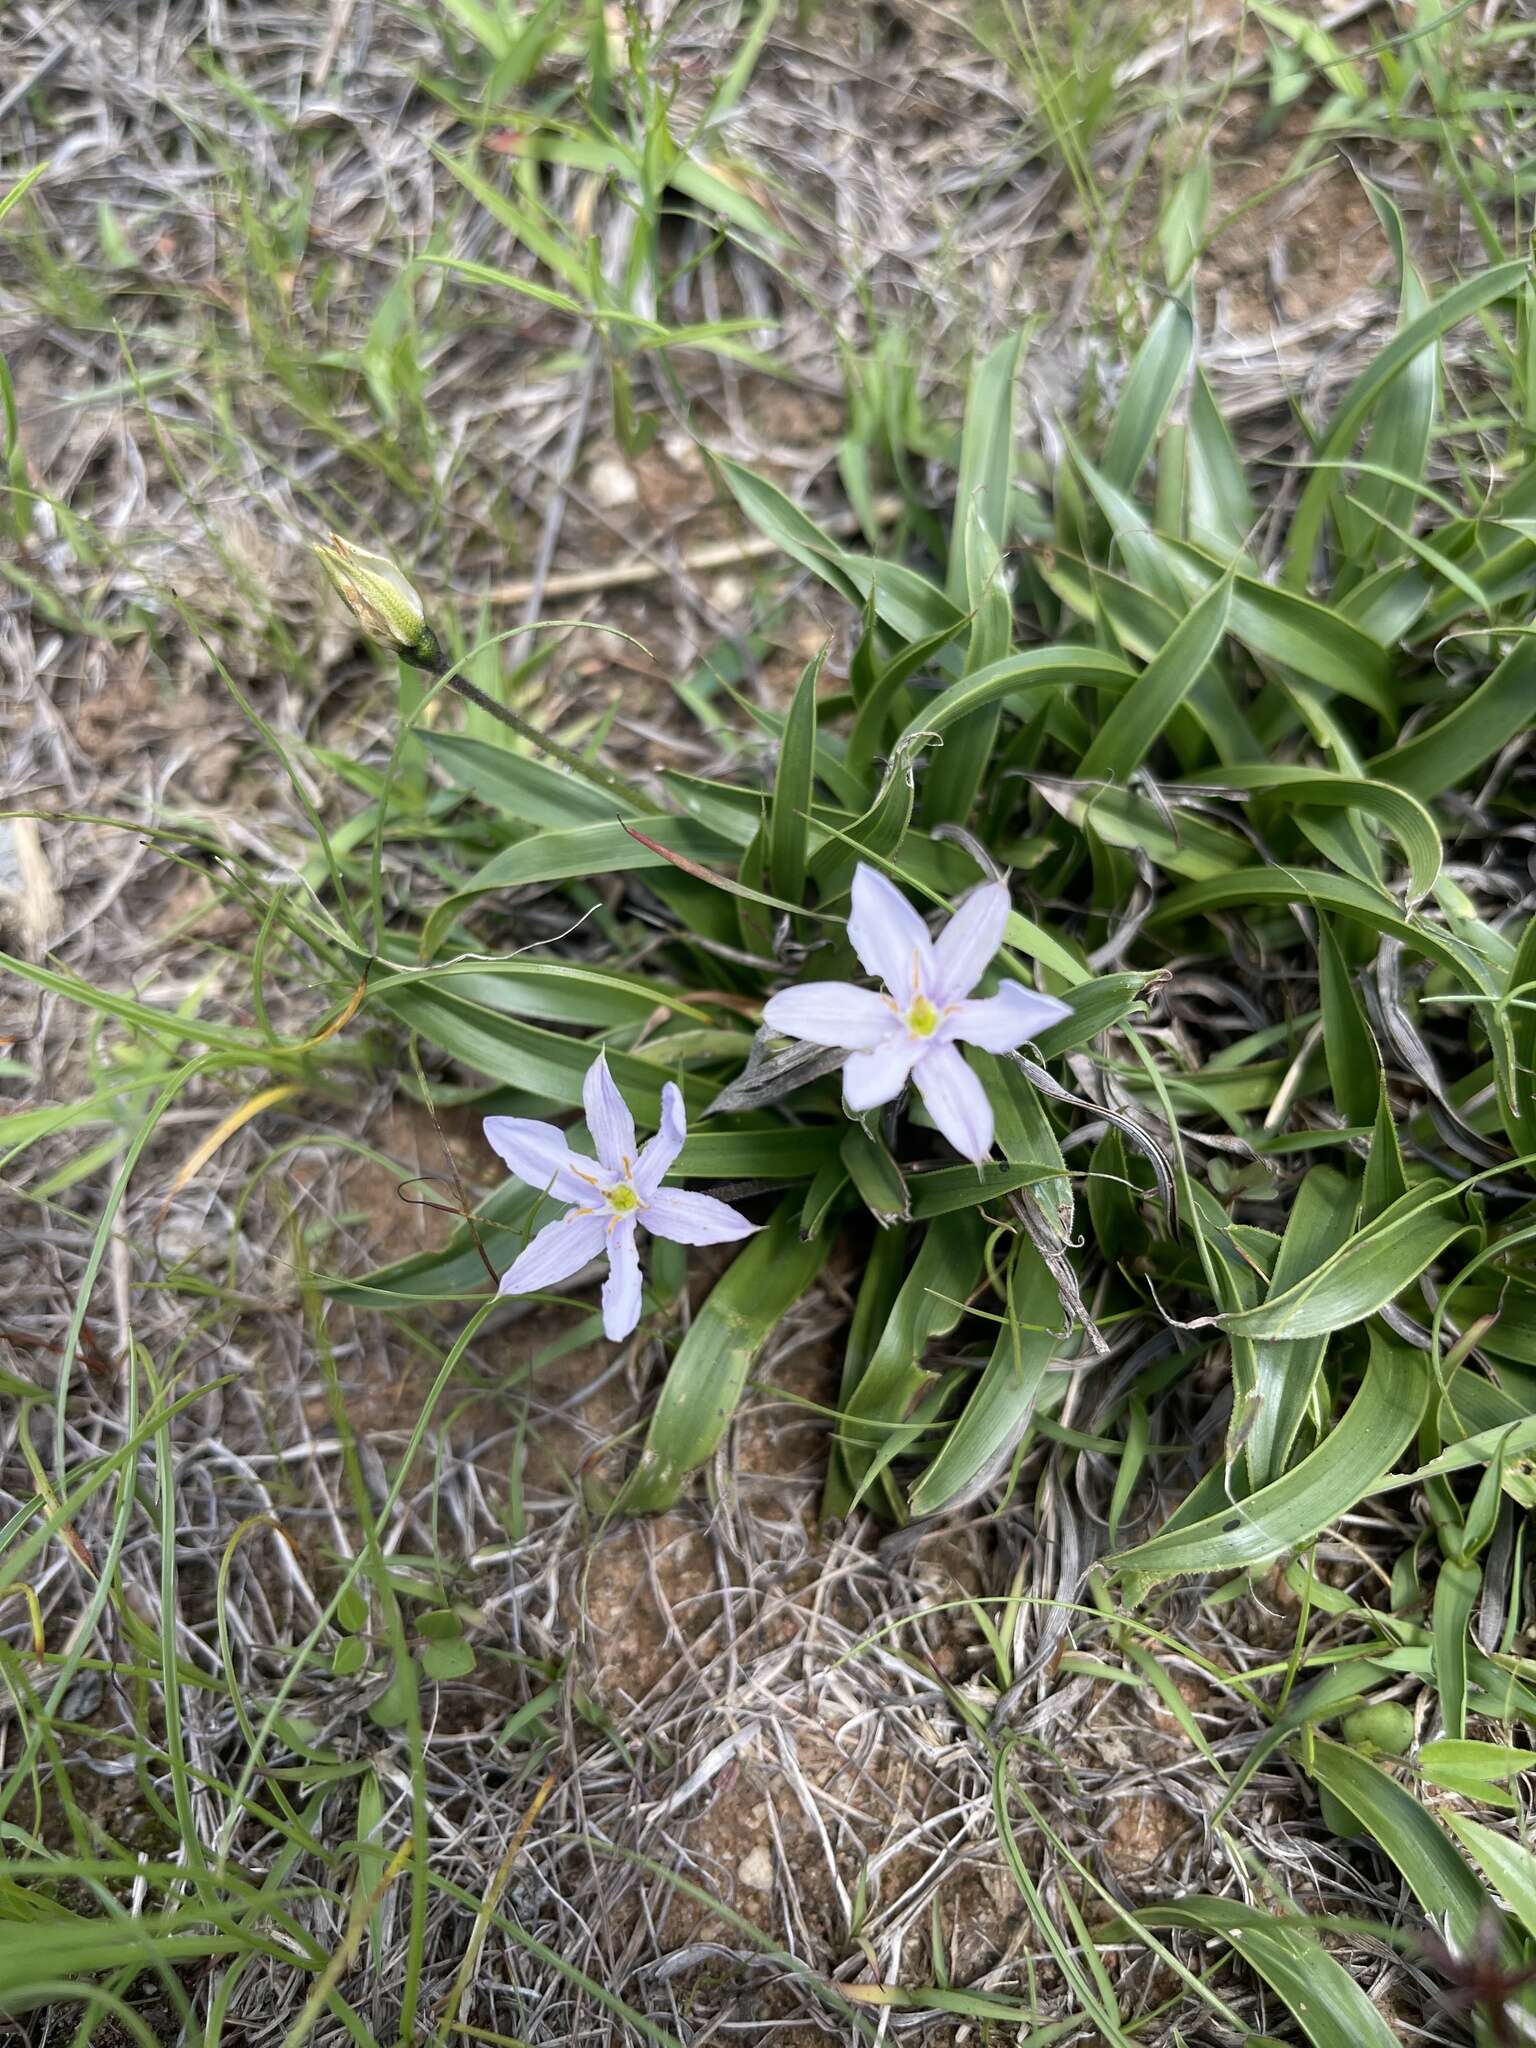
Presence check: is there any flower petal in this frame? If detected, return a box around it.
[633,1081,687,1199]
[482,1117,599,1202]
[947,982,1072,1052]
[762,982,895,1049]
[601,1218,643,1341]
[644,1188,759,1247]
[843,1035,921,1113]
[913,1043,994,1162]
[848,863,933,999]
[583,1050,636,1174]
[931,881,1010,1002]
[497,1207,607,1297]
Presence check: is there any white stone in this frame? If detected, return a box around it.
[737,1844,773,1893]
[588,457,638,509]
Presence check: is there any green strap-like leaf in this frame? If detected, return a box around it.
[1448,1814,1536,1946]
[946,331,1021,602]
[1078,571,1233,782]
[1373,630,1536,801]
[1152,866,1490,984]
[1109,1330,1428,1596]
[1101,297,1194,489]
[619,1201,830,1513]
[1246,1166,1359,1487]
[908,1240,1059,1517]
[769,643,824,905]
[892,645,1135,757]
[1211,766,1442,903]
[1134,1900,1400,2048]
[1284,259,1526,590]
[1307,1740,1513,1957]
[837,1210,987,1496]
[1316,917,1381,1128]
[1218,1182,1473,1342]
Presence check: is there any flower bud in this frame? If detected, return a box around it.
[313,532,441,670]
[1341,1701,1415,1757]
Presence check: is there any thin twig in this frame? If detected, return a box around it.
[484,492,907,604]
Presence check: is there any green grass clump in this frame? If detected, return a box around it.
[252,198,1536,2032]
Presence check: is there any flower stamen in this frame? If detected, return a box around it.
[906,994,941,1038]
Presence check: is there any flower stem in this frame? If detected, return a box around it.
[429,659,647,808]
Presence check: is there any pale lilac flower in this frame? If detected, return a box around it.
[484,1052,758,1341]
[761,863,1071,1163]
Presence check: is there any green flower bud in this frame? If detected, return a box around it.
[1341,1701,1416,1757]
[313,532,441,670]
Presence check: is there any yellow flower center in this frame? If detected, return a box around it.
[906,995,940,1038]
[606,1182,641,1216]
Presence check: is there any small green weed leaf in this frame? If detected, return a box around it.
[417,1607,464,1641]
[419,1636,476,1682]
[1420,1737,1535,1810]
[368,1660,415,1730]
[331,1636,369,1678]
[335,1585,369,1634]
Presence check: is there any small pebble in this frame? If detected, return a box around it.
[737,1844,773,1893]
[588,456,638,509]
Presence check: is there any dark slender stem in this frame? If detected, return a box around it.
[430,661,643,807]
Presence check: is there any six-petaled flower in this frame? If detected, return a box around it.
[761,863,1070,1163]
[484,1052,757,1341]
